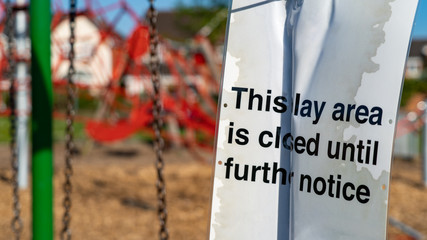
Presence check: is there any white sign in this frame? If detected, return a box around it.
[209,0,419,239]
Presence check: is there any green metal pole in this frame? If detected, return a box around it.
[30,0,53,239]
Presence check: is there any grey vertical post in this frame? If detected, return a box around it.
[16,0,30,189]
[423,100,427,187]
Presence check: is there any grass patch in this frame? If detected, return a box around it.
[0,117,11,142]
[0,116,87,143]
[53,118,87,142]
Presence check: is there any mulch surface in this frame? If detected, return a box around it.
[0,141,425,239]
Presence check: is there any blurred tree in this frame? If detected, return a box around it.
[175,0,228,44]
[401,79,427,107]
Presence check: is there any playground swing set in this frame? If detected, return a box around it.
[4,0,170,239]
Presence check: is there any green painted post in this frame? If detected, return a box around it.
[30,0,53,239]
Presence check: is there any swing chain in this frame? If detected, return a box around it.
[61,0,77,239]
[147,1,169,239]
[6,0,23,238]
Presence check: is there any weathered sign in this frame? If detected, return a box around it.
[209,0,419,239]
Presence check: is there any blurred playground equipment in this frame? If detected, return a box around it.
[0,0,221,153]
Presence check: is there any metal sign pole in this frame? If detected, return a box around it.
[423,100,427,187]
[16,0,30,189]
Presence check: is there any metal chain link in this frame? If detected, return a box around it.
[6,0,23,239]
[61,1,77,239]
[147,1,168,239]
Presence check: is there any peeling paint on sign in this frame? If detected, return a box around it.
[209,0,419,239]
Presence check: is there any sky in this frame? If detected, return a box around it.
[66,0,427,39]
[413,0,427,39]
